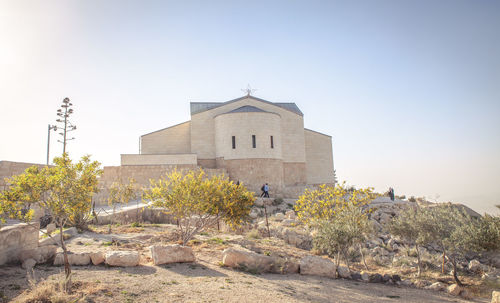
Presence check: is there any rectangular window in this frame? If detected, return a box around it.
[232,136,236,149]
[252,135,256,148]
[270,136,274,149]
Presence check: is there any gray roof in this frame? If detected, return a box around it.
[190,96,303,116]
[227,105,267,113]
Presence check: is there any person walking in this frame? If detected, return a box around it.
[389,187,395,201]
[260,184,266,197]
[264,183,270,198]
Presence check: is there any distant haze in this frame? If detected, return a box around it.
[0,1,498,215]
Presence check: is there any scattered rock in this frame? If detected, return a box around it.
[491,291,500,303]
[90,252,105,265]
[299,255,336,278]
[53,252,91,266]
[369,273,383,283]
[105,251,139,267]
[22,258,36,270]
[447,284,461,296]
[274,213,285,221]
[425,282,446,291]
[222,248,274,273]
[468,259,486,273]
[63,227,78,237]
[351,272,362,280]
[285,210,296,220]
[382,274,392,282]
[392,274,401,282]
[413,280,431,288]
[337,266,351,279]
[150,245,195,265]
[281,219,295,227]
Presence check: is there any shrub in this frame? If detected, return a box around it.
[143,169,254,245]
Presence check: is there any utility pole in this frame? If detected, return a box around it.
[55,97,76,154]
[46,124,57,165]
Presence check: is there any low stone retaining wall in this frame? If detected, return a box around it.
[0,222,39,265]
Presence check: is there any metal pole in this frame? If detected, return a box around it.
[46,124,51,165]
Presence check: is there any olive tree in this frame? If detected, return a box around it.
[0,154,102,292]
[313,202,373,271]
[295,182,376,270]
[143,169,254,245]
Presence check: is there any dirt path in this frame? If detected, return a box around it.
[2,259,486,303]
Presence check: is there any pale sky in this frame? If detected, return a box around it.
[0,0,499,215]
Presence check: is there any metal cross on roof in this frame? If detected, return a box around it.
[241,84,257,96]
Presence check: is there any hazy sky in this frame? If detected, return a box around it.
[1,0,499,214]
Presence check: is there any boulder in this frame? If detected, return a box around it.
[468,259,486,273]
[425,282,446,291]
[392,274,401,282]
[447,284,461,296]
[285,210,296,220]
[299,255,336,278]
[337,266,351,279]
[222,248,274,273]
[492,291,500,303]
[20,245,57,264]
[105,251,140,267]
[22,258,36,270]
[150,245,195,265]
[369,273,383,283]
[46,223,56,234]
[90,252,105,265]
[281,219,295,227]
[53,252,91,266]
[254,199,264,207]
[360,271,370,282]
[351,272,362,280]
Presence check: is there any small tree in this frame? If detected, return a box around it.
[296,182,376,270]
[389,206,425,276]
[313,202,372,271]
[143,169,254,245]
[294,182,377,226]
[107,178,137,232]
[0,154,101,292]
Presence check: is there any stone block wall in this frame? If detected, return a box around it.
[141,121,191,154]
[0,161,48,190]
[94,164,227,206]
[0,222,39,265]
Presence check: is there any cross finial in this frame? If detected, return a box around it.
[241,84,257,96]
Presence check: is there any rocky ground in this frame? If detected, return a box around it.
[1,197,499,302]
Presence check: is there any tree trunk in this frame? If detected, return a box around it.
[264,205,270,238]
[415,244,422,277]
[342,250,351,272]
[59,225,72,293]
[442,251,446,274]
[450,255,463,286]
[359,243,368,270]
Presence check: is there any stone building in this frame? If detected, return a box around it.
[122,95,334,197]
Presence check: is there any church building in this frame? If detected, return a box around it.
[121,95,335,197]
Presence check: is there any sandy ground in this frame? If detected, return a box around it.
[0,224,489,303]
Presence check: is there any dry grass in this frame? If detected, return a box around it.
[15,280,105,303]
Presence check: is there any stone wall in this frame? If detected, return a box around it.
[219,158,284,195]
[0,222,39,265]
[190,97,306,163]
[0,161,48,190]
[141,121,191,154]
[94,164,227,206]
[304,129,335,185]
[214,111,282,160]
[121,154,197,165]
